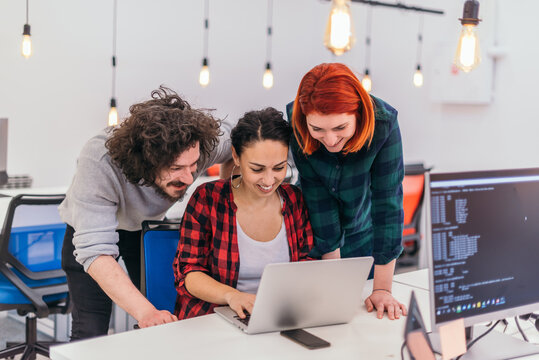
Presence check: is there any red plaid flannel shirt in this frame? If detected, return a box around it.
[173,179,314,319]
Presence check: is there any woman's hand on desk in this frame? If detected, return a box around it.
[224,290,256,319]
[138,309,178,328]
[365,290,407,320]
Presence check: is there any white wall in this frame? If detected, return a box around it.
[0,0,537,187]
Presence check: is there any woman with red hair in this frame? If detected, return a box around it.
[288,63,406,320]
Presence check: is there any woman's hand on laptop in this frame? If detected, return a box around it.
[224,290,256,319]
[365,290,407,320]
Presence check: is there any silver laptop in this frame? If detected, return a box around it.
[214,256,374,334]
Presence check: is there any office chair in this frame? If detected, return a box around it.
[0,194,70,360]
[399,163,430,266]
[140,220,181,314]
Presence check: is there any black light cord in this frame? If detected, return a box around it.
[203,0,209,59]
[111,0,118,99]
[364,7,373,72]
[455,320,501,360]
[415,14,423,67]
[26,0,29,24]
[349,0,444,15]
[515,316,530,343]
[265,0,273,65]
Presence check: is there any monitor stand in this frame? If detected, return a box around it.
[428,326,539,360]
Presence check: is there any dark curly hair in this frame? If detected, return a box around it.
[106,86,221,186]
[231,107,291,157]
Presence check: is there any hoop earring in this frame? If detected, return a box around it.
[231,164,242,189]
[286,161,295,183]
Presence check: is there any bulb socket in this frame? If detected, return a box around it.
[364,69,370,76]
[459,0,481,26]
[266,62,271,70]
[202,58,208,66]
[23,24,31,36]
[110,98,117,108]
[416,64,421,71]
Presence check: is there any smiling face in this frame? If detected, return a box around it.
[306,112,357,153]
[232,139,288,198]
[154,142,200,201]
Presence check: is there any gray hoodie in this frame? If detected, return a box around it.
[59,122,232,271]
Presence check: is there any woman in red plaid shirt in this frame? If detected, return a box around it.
[173,108,314,320]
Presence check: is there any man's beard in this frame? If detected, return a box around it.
[153,180,188,202]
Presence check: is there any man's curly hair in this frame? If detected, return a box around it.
[106,86,221,186]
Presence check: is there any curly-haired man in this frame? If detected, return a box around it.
[59,87,234,340]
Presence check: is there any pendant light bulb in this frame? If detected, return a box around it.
[199,58,210,87]
[413,65,424,87]
[262,63,274,89]
[324,0,354,56]
[21,24,32,58]
[455,25,481,72]
[454,0,481,72]
[361,70,372,93]
[108,98,118,127]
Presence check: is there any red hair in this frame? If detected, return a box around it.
[291,63,375,155]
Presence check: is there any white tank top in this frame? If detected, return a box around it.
[236,218,290,294]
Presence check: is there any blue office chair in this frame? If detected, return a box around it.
[140,220,180,314]
[0,194,70,360]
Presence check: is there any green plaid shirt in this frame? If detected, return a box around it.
[287,96,404,264]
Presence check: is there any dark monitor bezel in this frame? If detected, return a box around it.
[426,167,539,329]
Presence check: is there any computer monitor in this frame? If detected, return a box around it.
[426,168,539,359]
[0,118,7,186]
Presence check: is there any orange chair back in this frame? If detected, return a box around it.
[402,174,425,236]
[206,164,220,177]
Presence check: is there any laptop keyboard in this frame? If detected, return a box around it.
[234,314,251,326]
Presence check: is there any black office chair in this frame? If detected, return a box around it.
[0,194,70,360]
[140,220,181,314]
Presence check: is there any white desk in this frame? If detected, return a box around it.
[50,279,429,360]
[50,269,539,360]
[394,268,429,291]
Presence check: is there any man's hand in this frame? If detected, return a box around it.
[88,256,178,328]
[138,309,178,328]
[224,290,256,319]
